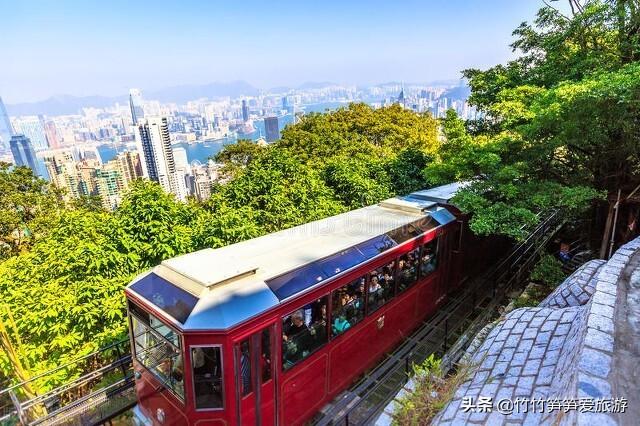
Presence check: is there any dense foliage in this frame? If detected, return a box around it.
[426,0,640,238]
[0,103,438,390]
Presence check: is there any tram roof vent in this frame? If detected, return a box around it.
[205,266,259,287]
[378,196,437,215]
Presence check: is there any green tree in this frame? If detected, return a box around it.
[321,155,393,208]
[277,103,438,165]
[432,1,639,239]
[210,148,346,232]
[214,139,265,178]
[0,163,62,261]
[115,180,195,267]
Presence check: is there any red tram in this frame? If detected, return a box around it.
[125,183,474,425]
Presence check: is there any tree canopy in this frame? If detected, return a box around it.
[430,0,640,238]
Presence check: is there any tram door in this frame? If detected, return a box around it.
[235,325,276,426]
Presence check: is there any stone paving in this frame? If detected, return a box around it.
[375,237,640,426]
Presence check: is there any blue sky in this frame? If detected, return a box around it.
[1,0,544,103]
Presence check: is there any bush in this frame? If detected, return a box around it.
[392,355,469,425]
[530,255,567,287]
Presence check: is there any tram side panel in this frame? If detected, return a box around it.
[279,226,456,425]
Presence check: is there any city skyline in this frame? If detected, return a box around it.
[1,0,545,103]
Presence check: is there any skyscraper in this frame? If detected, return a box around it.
[397,85,406,108]
[12,116,48,151]
[43,120,60,149]
[264,116,279,142]
[0,96,13,151]
[135,116,189,201]
[10,134,38,172]
[129,89,145,125]
[241,99,249,122]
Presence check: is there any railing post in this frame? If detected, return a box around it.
[9,390,27,426]
[443,318,448,352]
[114,342,128,380]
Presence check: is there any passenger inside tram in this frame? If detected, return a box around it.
[191,346,223,409]
[332,278,365,336]
[368,261,395,311]
[420,244,437,275]
[398,249,419,291]
[282,298,328,369]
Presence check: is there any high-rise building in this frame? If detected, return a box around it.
[173,146,190,175]
[43,120,60,149]
[191,160,222,201]
[397,85,406,108]
[241,99,249,122]
[10,134,38,172]
[95,167,124,210]
[129,89,145,125]
[0,96,13,151]
[264,116,279,142]
[114,151,143,185]
[12,116,48,151]
[43,150,87,198]
[135,116,189,200]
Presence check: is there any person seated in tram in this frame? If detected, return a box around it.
[421,247,436,275]
[399,255,416,288]
[333,311,351,334]
[283,310,313,364]
[310,302,327,343]
[382,267,395,290]
[368,275,384,307]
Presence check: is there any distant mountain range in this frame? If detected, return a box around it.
[7,81,261,116]
[6,79,467,116]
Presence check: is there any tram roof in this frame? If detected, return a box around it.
[126,183,463,331]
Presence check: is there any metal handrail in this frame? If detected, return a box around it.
[0,338,130,397]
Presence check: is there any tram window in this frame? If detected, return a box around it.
[331,277,365,337]
[129,273,198,324]
[367,261,396,313]
[397,248,420,292]
[131,313,184,400]
[191,346,223,410]
[239,339,252,397]
[282,296,328,370]
[420,239,438,278]
[261,329,272,383]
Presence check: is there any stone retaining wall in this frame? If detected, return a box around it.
[376,237,640,426]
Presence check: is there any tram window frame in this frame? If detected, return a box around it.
[330,276,366,338]
[367,260,396,314]
[129,310,185,401]
[281,296,329,371]
[397,247,421,293]
[190,345,224,411]
[419,238,439,279]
